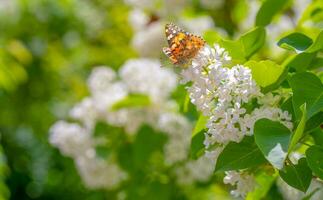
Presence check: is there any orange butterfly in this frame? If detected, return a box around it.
[163,23,205,65]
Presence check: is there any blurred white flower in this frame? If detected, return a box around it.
[240,0,260,31]
[74,1,105,35]
[128,9,149,32]
[125,0,187,16]
[93,82,128,113]
[175,155,216,185]
[293,0,312,24]
[131,22,165,58]
[0,0,16,12]
[120,58,177,103]
[277,178,323,200]
[157,112,191,165]
[224,171,256,198]
[49,121,92,157]
[124,0,155,10]
[180,16,214,35]
[267,15,295,57]
[76,156,127,189]
[200,0,224,9]
[88,66,128,113]
[88,66,117,93]
[69,97,97,129]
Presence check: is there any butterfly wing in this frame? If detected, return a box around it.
[163,23,205,65]
[163,47,178,64]
[165,23,184,46]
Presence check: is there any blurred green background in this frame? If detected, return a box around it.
[0,0,321,199]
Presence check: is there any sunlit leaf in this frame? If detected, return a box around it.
[245,60,284,88]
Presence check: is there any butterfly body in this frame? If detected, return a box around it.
[163,23,205,65]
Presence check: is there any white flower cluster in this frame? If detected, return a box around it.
[50,58,216,189]
[175,155,216,185]
[180,44,293,197]
[157,113,191,165]
[49,121,127,189]
[224,171,256,198]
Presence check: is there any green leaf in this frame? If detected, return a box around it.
[309,57,323,70]
[281,97,295,120]
[307,30,323,53]
[215,136,267,172]
[203,30,222,44]
[190,129,205,159]
[240,26,266,59]
[305,112,323,133]
[95,145,111,159]
[306,145,323,180]
[289,72,323,120]
[255,0,289,26]
[245,60,284,88]
[284,52,316,72]
[219,39,246,64]
[111,94,150,111]
[246,171,278,200]
[133,125,167,168]
[204,28,265,62]
[190,115,208,159]
[279,158,312,192]
[254,119,291,169]
[277,33,313,52]
[310,127,323,146]
[288,104,307,153]
[192,115,208,136]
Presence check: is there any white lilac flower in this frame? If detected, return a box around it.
[182,45,261,145]
[131,22,165,58]
[75,156,127,189]
[179,43,293,197]
[49,121,92,157]
[181,44,292,149]
[257,92,281,107]
[243,106,293,134]
[119,58,177,103]
[224,171,256,198]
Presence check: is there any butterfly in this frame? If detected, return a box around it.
[163,23,205,66]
